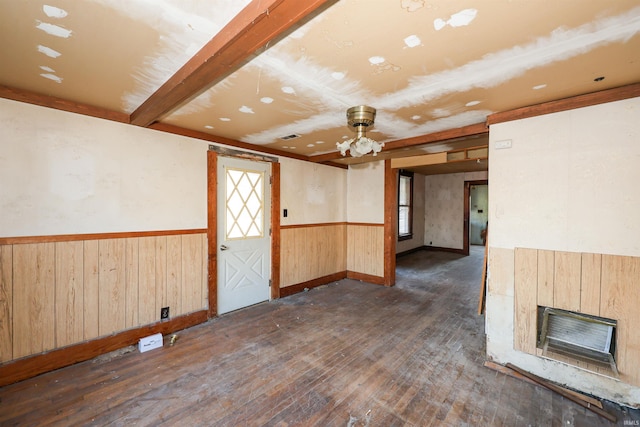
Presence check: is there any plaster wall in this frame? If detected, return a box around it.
[0,98,208,237]
[347,161,385,224]
[424,171,488,249]
[279,157,346,225]
[486,96,640,407]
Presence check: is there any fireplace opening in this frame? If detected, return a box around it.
[536,306,618,376]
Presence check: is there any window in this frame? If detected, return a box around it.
[398,170,413,240]
[225,167,264,239]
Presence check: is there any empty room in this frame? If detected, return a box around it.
[1,1,639,425]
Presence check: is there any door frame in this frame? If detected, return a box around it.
[207,148,280,318]
[463,179,488,256]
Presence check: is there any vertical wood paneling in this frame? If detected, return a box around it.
[124,238,139,328]
[282,228,295,287]
[55,241,84,347]
[12,243,55,358]
[166,235,182,317]
[536,250,554,307]
[83,240,100,340]
[0,245,13,362]
[553,251,582,312]
[347,225,384,277]
[514,248,538,354]
[98,239,126,336]
[600,255,640,385]
[280,224,348,288]
[336,224,346,272]
[155,236,167,318]
[182,234,203,314]
[201,233,208,310]
[138,237,157,325]
[580,253,601,316]
[1,233,208,364]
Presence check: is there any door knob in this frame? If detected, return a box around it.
[220,245,229,251]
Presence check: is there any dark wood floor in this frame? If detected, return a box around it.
[1,246,639,426]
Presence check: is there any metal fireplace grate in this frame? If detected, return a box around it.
[539,307,618,375]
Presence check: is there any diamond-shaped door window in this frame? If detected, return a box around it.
[225,168,264,239]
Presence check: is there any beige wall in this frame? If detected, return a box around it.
[0,98,355,363]
[424,171,488,249]
[279,157,346,225]
[0,98,209,237]
[347,161,385,224]
[487,96,640,407]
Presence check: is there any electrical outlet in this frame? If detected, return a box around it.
[160,306,170,320]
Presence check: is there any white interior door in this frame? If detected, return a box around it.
[217,156,271,315]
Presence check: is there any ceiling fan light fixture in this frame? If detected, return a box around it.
[336,105,384,157]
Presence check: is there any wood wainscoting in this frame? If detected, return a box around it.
[280,222,386,293]
[347,223,385,283]
[514,248,640,386]
[280,223,346,288]
[0,230,208,366]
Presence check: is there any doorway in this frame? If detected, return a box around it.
[217,155,271,314]
[464,180,488,255]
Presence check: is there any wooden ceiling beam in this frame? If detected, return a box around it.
[149,122,309,161]
[130,0,337,127]
[0,85,129,123]
[487,82,640,125]
[308,122,489,164]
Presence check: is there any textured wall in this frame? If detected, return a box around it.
[486,96,640,407]
[347,161,385,224]
[279,158,346,225]
[424,171,488,249]
[0,99,209,237]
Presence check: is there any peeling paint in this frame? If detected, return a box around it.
[435,9,478,31]
[40,73,63,83]
[37,45,61,58]
[36,21,72,38]
[281,86,296,95]
[43,5,68,19]
[219,117,231,122]
[331,71,345,80]
[180,4,639,149]
[88,0,251,112]
[368,56,385,65]
[239,106,254,114]
[260,97,274,104]
[40,65,56,73]
[384,8,640,111]
[404,35,421,48]
[432,108,451,118]
[533,84,547,90]
[401,0,425,13]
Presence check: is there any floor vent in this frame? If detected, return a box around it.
[538,307,617,375]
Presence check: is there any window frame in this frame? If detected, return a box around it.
[398,170,414,241]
